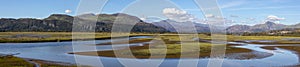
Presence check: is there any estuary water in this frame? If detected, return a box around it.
[0,36,298,67]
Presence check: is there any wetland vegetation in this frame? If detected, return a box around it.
[2,32,300,67]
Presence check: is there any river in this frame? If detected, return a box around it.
[0,36,298,67]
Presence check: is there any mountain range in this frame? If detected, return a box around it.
[1,13,300,33]
[0,13,169,33]
[152,20,211,33]
[226,21,300,33]
[151,19,300,33]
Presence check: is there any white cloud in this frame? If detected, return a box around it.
[163,8,187,15]
[162,8,233,25]
[205,14,215,18]
[140,18,146,21]
[163,8,196,22]
[266,15,285,21]
[140,17,163,23]
[65,9,72,14]
[204,14,224,20]
[225,19,236,23]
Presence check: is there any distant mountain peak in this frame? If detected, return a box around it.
[265,21,276,25]
[227,21,287,33]
[49,14,72,17]
[44,14,74,22]
[152,19,211,33]
[77,13,96,17]
[112,13,131,16]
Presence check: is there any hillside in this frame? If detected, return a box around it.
[0,13,169,33]
[152,19,211,33]
[226,21,293,33]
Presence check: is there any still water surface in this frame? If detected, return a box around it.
[0,36,298,67]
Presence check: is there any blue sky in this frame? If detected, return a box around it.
[0,0,299,25]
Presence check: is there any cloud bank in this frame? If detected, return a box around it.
[266,15,285,21]
[163,8,196,22]
[162,8,234,25]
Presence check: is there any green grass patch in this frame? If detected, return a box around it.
[0,57,34,67]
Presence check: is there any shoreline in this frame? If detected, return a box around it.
[0,53,79,67]
[0,35,150,43]
[22,58,79,67]
[70,43,261,59]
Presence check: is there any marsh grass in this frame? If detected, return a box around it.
[226,35,300,41]
[28,59,79,67]
[74,34,290,59]
[0,32,119,43]
[1,32,300,43]
[0,56,79,67]
[73,41,252,59]
[97,38,153,45]
[0,57,34,67]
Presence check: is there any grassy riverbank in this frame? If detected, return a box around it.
[72,35,253,59]
[1,32,300,43]
[72,42,253,59]
[0,32,155,43]
[0,56,77,67]
[71,34,300,59]
[0,56,34,67]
